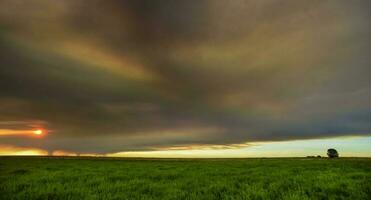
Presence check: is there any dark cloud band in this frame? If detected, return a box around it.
[0,0,370,153]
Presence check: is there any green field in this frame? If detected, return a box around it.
[0,157,370,200]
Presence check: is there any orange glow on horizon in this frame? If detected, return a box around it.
[52,150,78,156]
[0,145,48,156]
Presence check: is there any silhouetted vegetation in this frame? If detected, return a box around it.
[327,149,339,158]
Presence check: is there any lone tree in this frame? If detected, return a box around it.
[327,148,339,158]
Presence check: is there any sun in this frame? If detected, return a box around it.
[33,129,43,135]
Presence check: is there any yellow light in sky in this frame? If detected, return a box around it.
[33,129,43,135]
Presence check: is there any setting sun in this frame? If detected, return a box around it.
[33,130,43,135]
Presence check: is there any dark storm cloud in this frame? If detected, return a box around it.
[0,0,371,153]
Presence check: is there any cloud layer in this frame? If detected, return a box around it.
[0,0,370,153]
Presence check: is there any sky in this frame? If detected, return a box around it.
[0,0,370,157]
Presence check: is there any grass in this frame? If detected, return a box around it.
[0,157,370,200]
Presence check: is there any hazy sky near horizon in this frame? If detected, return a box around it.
[0,0,370,156]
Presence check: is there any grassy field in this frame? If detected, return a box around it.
[0,157,370,200]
